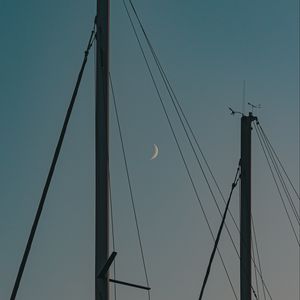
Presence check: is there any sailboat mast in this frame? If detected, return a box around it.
[95,0,110,300]
[240,112,256,300]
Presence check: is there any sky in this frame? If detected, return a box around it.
[0,0,299,299]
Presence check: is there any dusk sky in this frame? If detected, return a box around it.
[0,0,299,299]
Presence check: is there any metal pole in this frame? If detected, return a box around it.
[95,0,110,299]
[240,113,255,300]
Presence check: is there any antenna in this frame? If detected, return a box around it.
[247,102,262,113]
[242,80,246,114]
[228,106,243,116]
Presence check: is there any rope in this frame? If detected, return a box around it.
[109,73,151,300]
[10,23,96,300]
[122,1,238,298]
[198,163,240,299]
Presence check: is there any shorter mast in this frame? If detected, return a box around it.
[240,112,256,300]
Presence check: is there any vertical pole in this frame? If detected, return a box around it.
[240,113,255,300]
[95,0,110,300]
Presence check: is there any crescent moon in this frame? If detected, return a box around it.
[150,144,159,160]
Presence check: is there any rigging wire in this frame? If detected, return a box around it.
[298,2,300,297]
[251,215,267,300]
[254,123,300,245]
[258,123,300,216]
[251,233,260,300]
[257,125,300,224]
[255,122,300,243]
[10,24,96,300]
[298,3,300,295]
[127,0,241,233]
[255,121,300,297]
[255,123,300,227]
[109,73,151,300]
[257,124,300,224]
[123,1,273,298]
[198,164,240,300]
[121,1,238,298]
[128,0,240,255]
[108,171,117,300]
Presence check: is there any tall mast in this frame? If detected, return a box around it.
[240,112,256,300]
[95,0,110,300]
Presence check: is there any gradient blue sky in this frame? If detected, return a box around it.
[0,0,299,299]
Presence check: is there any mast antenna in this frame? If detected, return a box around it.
[242,80,246,114]
[248,102,262,113]
[228,106,243,116]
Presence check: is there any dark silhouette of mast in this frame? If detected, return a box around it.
[95,0,110,299]
[240,112,257,300]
